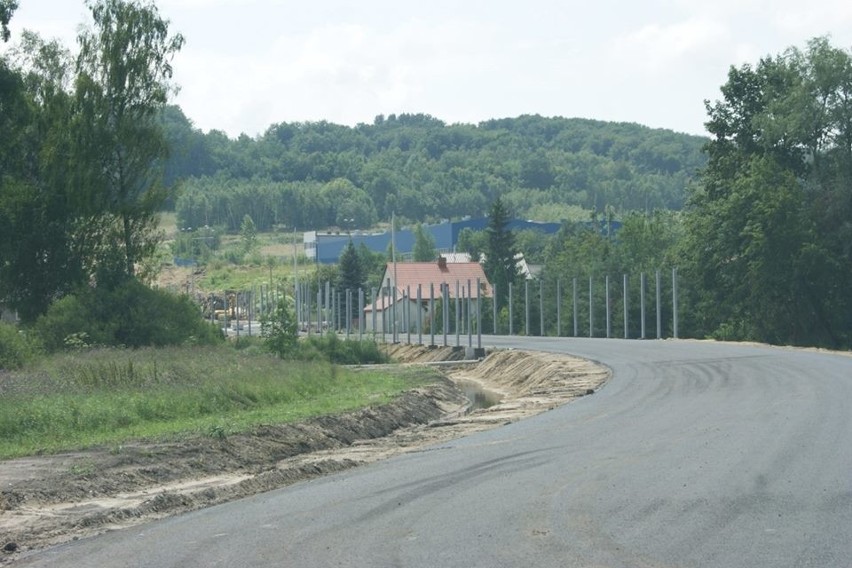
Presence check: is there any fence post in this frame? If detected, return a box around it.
[640,272,646,339]
[406,285,412,345]
[557,279,562,337]
[417,284,423,346]
[455,280,461,347]
[430,283,435,346]
[477,277,482,349]
[358,288,364,341]
[656,270,662,339]
[442,283,449,347]
[371,287,377,340]
[623,274,628,339]
[492,284,498,336]
[589,277,594,338]
[509,282,514,336]
[606,275,611,339]
[672,267,679,339]
[467,279,473,348]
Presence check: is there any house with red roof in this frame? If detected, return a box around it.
[364,256,493,333]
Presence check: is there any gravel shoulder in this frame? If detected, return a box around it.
[0,346,609,563]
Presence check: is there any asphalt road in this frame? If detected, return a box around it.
[18,338,852,567]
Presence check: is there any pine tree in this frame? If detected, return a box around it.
[483,197,519,311]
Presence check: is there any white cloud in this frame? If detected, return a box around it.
[608,17,730,75]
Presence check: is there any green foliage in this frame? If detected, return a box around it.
[32,279,223,352]
[412,223,437,261]
[686,36,852,347]
[483,198,520,310]
[261,298,298,358]
[540,212,683,338]
[300,333,389,365]
[171,225,220,262]
[0,345,428,458]
[240,214,258,254]
[0,322,40,370]
[0,0,16,42]
[0,2,184,321]
[457,227,487,262]
[74,0,185,281]
[357,243,388,290]
[170,115,707,231]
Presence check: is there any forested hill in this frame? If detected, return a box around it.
[162,108,708,231]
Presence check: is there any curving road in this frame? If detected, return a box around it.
[18,338,852,567]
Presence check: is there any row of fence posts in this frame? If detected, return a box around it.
[210,268,681,345]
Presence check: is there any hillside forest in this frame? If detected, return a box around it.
[1,0,851,352]
[164,111,707,232]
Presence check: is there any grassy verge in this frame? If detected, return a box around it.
[0,346,437,459]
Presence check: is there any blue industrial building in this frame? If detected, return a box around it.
[305,218,570,264]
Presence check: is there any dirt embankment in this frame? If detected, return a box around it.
[0,347,609,563]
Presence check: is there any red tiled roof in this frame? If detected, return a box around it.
[380,261,493,300]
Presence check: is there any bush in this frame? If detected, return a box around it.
[33,279,224,351]
[301,333,388,365]
[0,322,41,370]
[261,299,298,358]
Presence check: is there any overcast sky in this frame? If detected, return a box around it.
[5,0,852,138]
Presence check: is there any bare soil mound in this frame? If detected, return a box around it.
[0,347,608,563]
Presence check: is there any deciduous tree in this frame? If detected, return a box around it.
[74,0,184,282]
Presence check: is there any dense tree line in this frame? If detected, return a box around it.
[681,37,852,348]
[0,0,183,323]
[165,110,707,231]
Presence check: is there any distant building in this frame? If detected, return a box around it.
[364,257,493,333]
[304,217,565,264]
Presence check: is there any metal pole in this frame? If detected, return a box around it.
[384,280,390,343]
[492,284,498,336]
[640,272,646,339]
[672,267,679,339]
[392,278,398,344]
[325,281,331,330]
[623,274,629,339]
[467,279,473,348]
[656,270,662,339]
[539,279,545,337]
[417,284,423,346]
[430,283,435,346]
[317,287,322,335]
[509,282,514,336]
[606,275,611,339]
[476,277,482,349]
[589,276,594,338]
[346,289,351,340]
[358,288,364,341]
[442,283,449,347]
[573,277,578,337]
[557,279,562,337]
[525,280,530,336]
[407,285,412,345]
[455,280,460,347]
[371,287,377,340]
[307,285,312,337]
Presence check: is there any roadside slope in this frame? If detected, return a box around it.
[0,347,608,562]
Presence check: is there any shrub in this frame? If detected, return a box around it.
[301,333,388,365]
[261,298,298,358]
[0,322,41,370]
[33,279,224,351]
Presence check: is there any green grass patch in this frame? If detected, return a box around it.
[0,346,438,459]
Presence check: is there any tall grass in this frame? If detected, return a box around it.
[0,346,434,459]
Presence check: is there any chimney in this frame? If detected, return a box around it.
[437,256,447,270]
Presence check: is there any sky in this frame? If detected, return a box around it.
[5,0,852,139]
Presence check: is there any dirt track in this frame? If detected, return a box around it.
[0,346,609,563]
